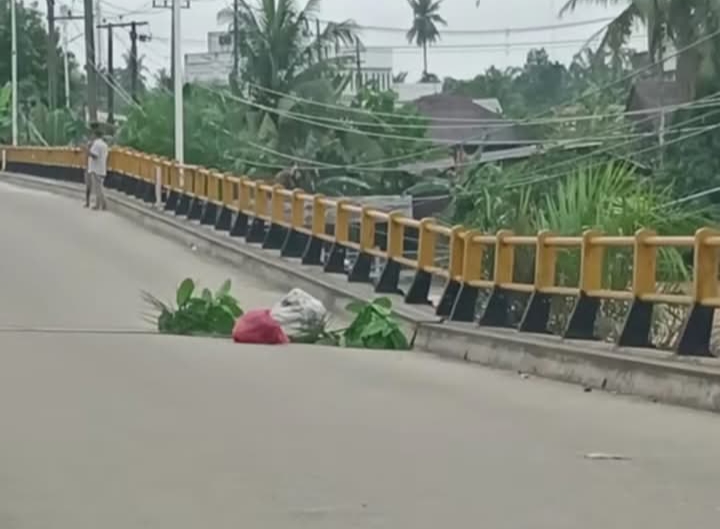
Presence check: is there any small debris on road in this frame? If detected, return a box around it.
[584,453,631,461]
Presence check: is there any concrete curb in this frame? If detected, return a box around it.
[4,171,720,413]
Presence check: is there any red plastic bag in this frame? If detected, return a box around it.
[232,309,289,345]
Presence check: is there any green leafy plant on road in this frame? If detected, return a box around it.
[343,298,410,350]
[143,278,243,337]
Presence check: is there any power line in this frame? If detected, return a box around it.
[196,84,720,149]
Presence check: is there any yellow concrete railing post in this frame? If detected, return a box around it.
[435,226,466,317]
[291,190,305,231]
[564,229,604,340]
[615,228,658,348]
[416,218,437,272]
[677,228,720,356]
[518,230,557,333]
[479,230,515,326]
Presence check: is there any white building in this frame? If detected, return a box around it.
[184,33,443,104]
[185,32,234,85]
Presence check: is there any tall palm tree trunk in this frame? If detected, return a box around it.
[423,42,428,76]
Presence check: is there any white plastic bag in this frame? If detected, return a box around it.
[270,289,328,341]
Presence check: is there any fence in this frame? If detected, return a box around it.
[3,145,719,357]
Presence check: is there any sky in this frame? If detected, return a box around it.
[51,0,629,82]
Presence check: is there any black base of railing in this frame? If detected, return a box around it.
[324,243,346,274]
[479,286,512,327]
[188,198,205,221]
[437,280,461,317]
[246,217,266,243]
[230,211,249,237]
[200,202,219,225]
[376,259,402,295]
[519,292,552,334]
[450,284,479,322]
[215,206,233,232]
[617,298,654,348]
[677,304,715,357]
[263,223,287,250]
[564,292,601,340]
[302,236,323,265]
[281,230,309,258]
[142,181,156,204]
[405,270,432,305]
[132,179,145,200]
[349,252,373,283]
[165,190,180,211]
[175,193,191,216]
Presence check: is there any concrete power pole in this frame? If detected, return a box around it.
[130,22,139,100]
[47,0,58,109]
[173,0,184,165]
[83,0,98,122]
[57,7,84,109]
[232,0,239,90]
[153,1,189,94]
[11,0,18,145]
[95,0,103,68]
[97,20,149,121]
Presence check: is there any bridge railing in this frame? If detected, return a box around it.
[3,145,719,357]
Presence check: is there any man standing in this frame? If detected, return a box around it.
[87,123,109,211]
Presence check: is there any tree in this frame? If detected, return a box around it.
[406,0,446,79]
[221,0,357,112]
[0,1,81,108]
[560,0,720,100]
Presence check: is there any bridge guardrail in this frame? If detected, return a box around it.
[3,145,719,357]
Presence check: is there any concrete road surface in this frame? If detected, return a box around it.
[1,180,720,529]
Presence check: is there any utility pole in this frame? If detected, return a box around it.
[47,0,57,110]
[130,22,139,100]
[316,18,321,61]
[97,21,149,121]
[355,37,363,91]
[11,0,18,145]
[84,0,98,122]
[63,19,71,108]
[173,0,184,165]
[232,0,239,90]
[57,7,84,109]
[107,25,114,123]
[95,0,103,68]
[152,0,190,97]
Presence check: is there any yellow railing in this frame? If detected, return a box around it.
[3,145,719,357]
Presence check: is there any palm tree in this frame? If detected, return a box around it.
[560,0,720,100]
[216,0,357,110]
[406,0,447,79]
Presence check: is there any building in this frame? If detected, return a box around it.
[185,31,235,85]
[184,32,442,103]
[625,78,687,133]
[410,93,533,152]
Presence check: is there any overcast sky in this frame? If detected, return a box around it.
[53,0,629,81]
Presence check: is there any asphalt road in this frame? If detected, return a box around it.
[1,180,720,529]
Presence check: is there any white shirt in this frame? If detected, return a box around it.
[88,138,109,176]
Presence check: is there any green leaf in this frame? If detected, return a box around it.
[359,318,389,339]
[373,297,392,309]
[201,288,213,303]
[389,330,409,350]
[346,300,366,314]
[176,278,195,307]
[216,279,232,298]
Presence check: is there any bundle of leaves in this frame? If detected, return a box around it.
[342,298,410,350]
[143,278,243,337]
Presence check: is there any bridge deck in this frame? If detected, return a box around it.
[1,181,720,529]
